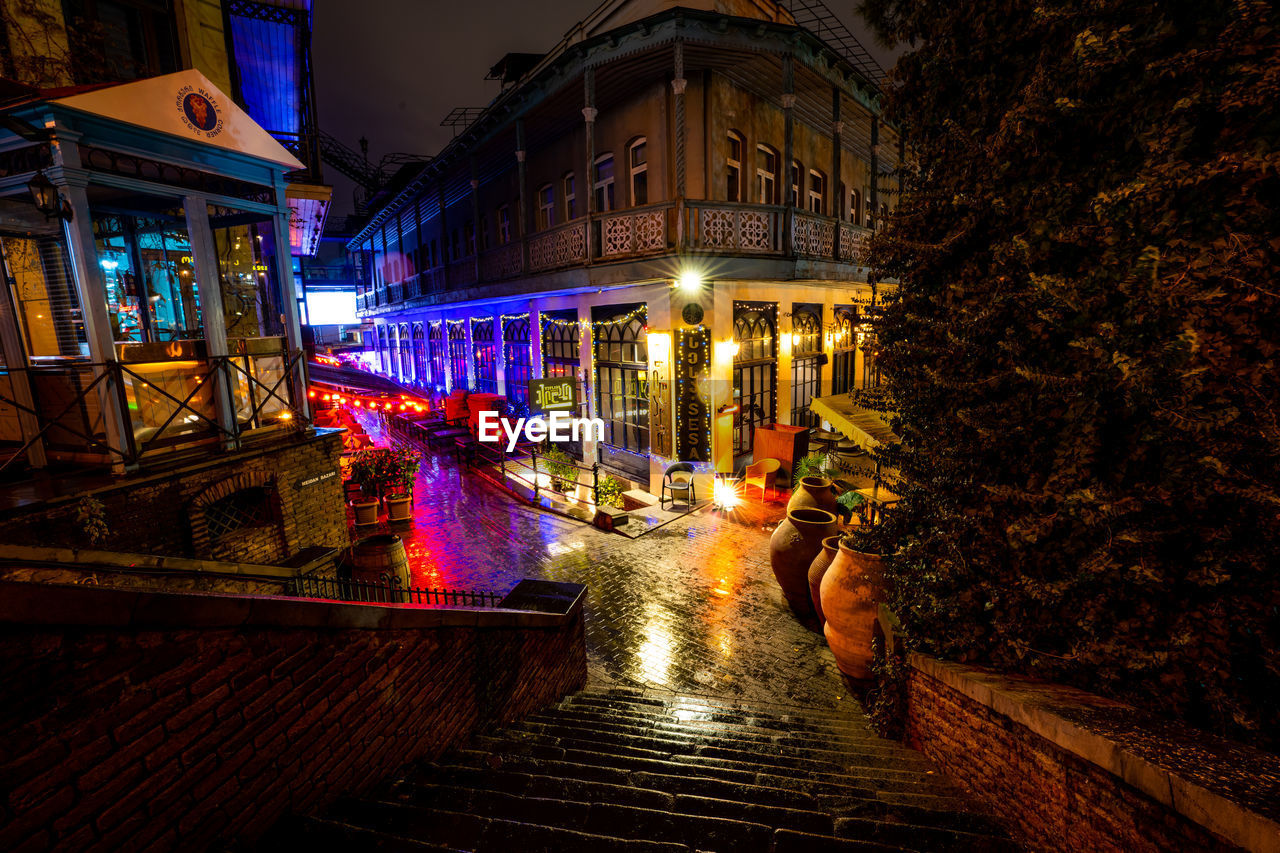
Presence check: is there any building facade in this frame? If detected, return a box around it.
[351,0,899,490]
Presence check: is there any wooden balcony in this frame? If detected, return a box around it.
[357,201,871,316]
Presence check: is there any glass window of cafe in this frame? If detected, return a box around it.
[91,201,200,344]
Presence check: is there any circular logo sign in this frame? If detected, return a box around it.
[176,86,224,138]
[182,93,217,131]
[681,302,705,326]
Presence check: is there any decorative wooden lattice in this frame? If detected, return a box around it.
[529,222,588,270]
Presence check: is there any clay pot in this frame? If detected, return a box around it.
[808,535,842,627]
[787,476,838,515]
[385,493,413,522]
[352,498,379,526]
[770,508,839,621]
[820,540,888,680]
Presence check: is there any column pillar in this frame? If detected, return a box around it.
[781,54,795,256]
[272,200,310,421]
[869,115,880,233]
[831,86,843,262]
[530,300,545,379]
[672,42,688,248]
[184,196,238,444]
[583,66,597,260]
[52,136,133,471]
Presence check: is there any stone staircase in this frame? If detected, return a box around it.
[273,686,1018,852]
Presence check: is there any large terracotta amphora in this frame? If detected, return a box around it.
[808,535,842,627]
[787,476,838,515]
[770,508,839,621]
[820,539,887,679]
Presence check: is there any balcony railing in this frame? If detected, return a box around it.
[0,343,306,475]
[687,201,784,253]
[356,202,873,315]
[597,202,675,259]
[528,219,589,272]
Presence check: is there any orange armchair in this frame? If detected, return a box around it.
[744,458,781,501]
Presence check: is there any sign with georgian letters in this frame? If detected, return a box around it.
[528,378,577,414]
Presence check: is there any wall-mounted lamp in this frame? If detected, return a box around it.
[716,403,740,415]
[677,270,702,292]
[27,170,72,221]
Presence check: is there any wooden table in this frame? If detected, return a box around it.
[854,486,902,525]
[813,429,844,454]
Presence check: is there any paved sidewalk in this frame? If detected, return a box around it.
[350,413,854,710]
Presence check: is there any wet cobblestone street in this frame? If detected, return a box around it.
[350,414,855,710]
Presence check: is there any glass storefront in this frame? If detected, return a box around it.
[92,206,200,344]
[209,205,286,340]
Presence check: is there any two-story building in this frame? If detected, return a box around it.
[350,0,899,490]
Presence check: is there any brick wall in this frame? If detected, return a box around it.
[904,657,1260,852]
[0,580,588,851]
[0,430,347,564]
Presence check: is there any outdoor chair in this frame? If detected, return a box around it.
[661,462,697,508]
[743,458,781,501]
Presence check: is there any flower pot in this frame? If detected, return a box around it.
[820,540,888,680]
[787,476,838,515]
[808,535,842,627]
[769,508,839,622]
[352,498,380,526]
[385,493,413,522]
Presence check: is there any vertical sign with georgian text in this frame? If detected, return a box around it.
[675,326,710,462]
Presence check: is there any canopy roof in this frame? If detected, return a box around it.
[49,69,303,171]
[810,394,899,451]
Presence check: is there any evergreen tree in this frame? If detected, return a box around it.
[862,0,1280,746]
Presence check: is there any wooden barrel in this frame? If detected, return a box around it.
[351,534,409,588]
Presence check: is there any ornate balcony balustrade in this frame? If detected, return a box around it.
[356,202,873,316]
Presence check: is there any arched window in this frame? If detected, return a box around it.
[628,138,648,206]
[537,184,555,230]
[807,170,826,215]
[503,316,532,406]
[448,321,468,391]
[497,206,511,245]
[398,322,412,382]
[790,160,802,207]
[733,302,777,456]
[594,305,649,479]
[850,188,862,225]
[832,307,858,395]
[727,131,744,203]
[593,154,615,212]
[541,310,583,457]
[756,144,779,204]
[563,173,577,220]
[428,322,446,389]
[472,318,496,394]
[790,305,823,428]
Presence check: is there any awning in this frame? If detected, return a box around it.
[809,394,899,451]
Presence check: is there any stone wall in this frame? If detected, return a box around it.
[903,654,1279,853]
[0,430,347,564]
[0,579,588,851]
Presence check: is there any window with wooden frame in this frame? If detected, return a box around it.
[727,131,744,203]
[629,139,648,206]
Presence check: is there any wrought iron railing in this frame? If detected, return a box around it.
[0,347,307,475]
[285,575,503,607]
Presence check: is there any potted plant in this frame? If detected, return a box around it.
[379,446,421,522]
[819,522,896,680]
[347,451,381,525]
[539,447,578,495]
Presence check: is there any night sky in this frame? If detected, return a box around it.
[312,0,900,220]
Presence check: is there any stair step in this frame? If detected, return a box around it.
[329,800,691,853]
[448,746,955,801]
[476,727,947,788]
[527,707,885,749]
[270,815,467,851]
[560,693,874,735]
[508,717,926,768]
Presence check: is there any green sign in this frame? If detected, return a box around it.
[529,378,577,414]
